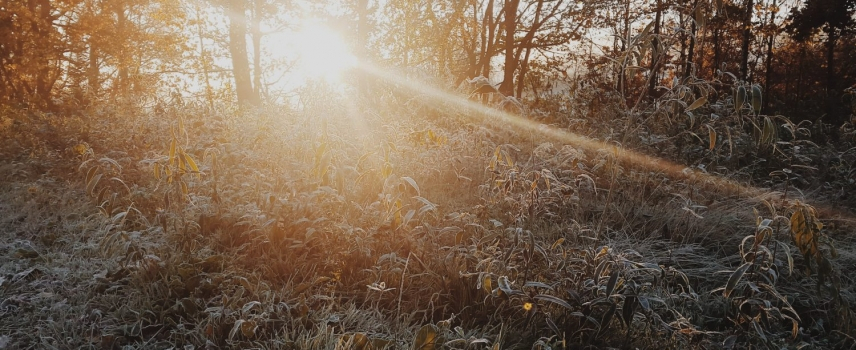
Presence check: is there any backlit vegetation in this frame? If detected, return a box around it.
[2,0,856,349]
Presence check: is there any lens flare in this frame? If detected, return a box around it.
[293,21,356,83]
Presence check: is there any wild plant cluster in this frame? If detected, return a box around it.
[0,78,855,349]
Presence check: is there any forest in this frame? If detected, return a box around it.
[1,0,855,348]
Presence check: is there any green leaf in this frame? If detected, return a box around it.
[535,294,573,310]
[605,270,619,297]
[735,86,747,112]
[751,85,763,115]
[724,262,752,298]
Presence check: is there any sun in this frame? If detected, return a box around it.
[292,20,357,83]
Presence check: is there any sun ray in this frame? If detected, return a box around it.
[355,62,766,200]
[292,20,357,83]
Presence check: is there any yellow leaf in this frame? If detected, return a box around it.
[178,152,187,173]
[185,153,200,174]
[706,125,717,150]
[153,163,161,180]
[372,338,394,350]
[169,137,177,167]
[790,203,821,259]
[165,166,173,183]
[412,324,441,350]
[686,96,707,111]
[482,275,492,293]
[551,238,565,250]
[382,162,393,179]
[341,333,371,350]
[240,320,256,338]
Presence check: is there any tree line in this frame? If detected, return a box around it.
[1,0,854,124]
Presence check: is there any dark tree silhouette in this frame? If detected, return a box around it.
[788,0,856,123]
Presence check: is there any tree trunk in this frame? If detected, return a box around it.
[115,1,129,96]
[498,0,519,96]
[516,46,531,98]
[740,0,754,81]
[481,0,495,78]
[684,0,698,78]
[678,11,687,79]
[514,0,544,99]
[356,0,371,92]
[195,2,214,109]
[251,0,263,102]
[227,2,257,106]
[712,24,720,77]
[763,1,777,110]
[32,0,54,107]
[648,0,661,97]
[796,44,805,100]
[826,32,837,122]
[619,0,630,95]
[88,43,99,94]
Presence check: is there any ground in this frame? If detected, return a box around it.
[1,89,855,349]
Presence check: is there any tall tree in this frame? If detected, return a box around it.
[225,1,258,106]
[761,0,782,109]
[498,0,520,96]
[648,0,662,97]
[0,0,62,108]
[788,0,856,122]
[740,0,755,81]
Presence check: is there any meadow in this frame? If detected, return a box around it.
[1,75,855,349]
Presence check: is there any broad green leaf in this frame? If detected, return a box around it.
[724,262,752,298]
[751,85,763,115]
[605,270,619,297]
[735,86,747,112]
[534,294,573,310]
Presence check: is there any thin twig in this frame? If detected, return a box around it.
[397,252,411,321]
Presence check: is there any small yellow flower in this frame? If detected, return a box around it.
[523,302,533,311]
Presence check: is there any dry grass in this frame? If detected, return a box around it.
[1,85,855,349]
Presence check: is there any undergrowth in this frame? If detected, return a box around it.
[1,83,855,349]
